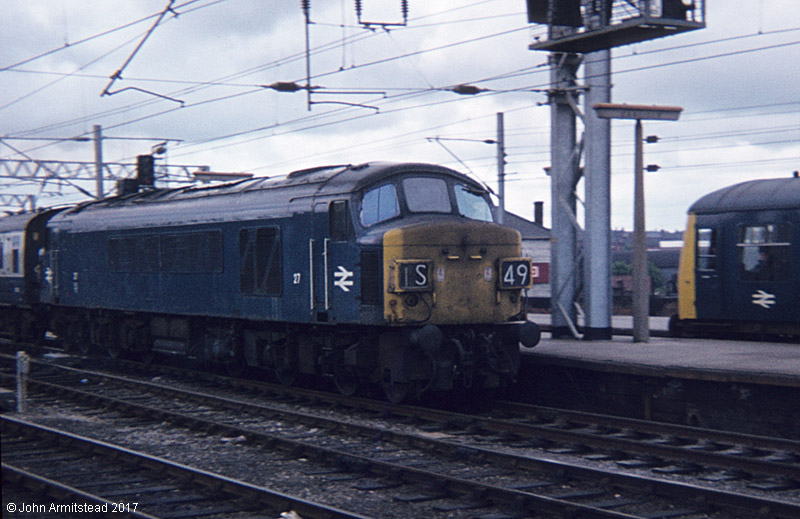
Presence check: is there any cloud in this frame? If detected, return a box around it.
[2,1,799,230]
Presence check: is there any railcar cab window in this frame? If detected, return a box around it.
[455,184,493,222]
[696,228,717,271]
[738,223,791,282]
[360,183,400,227]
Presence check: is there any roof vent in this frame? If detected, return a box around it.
[287,165,349,179]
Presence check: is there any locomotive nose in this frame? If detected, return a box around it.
[382,220,528,325]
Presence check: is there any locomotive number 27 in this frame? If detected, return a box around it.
[500,259,533,289]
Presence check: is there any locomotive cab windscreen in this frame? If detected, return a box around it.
[359,175,495,227]
[354,172,533,327]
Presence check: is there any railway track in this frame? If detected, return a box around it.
[1,415,368,519]
[29,351,798,481]
[2,352,799,518]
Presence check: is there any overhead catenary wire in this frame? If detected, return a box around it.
[2,1,510,118]
[127,29,800,150]
[8,20,536,151]
[7,9,526,143]
[0,0,225,73]
[5,0,793,135]
[11,24,796,103]
[2,3,798,188]
[166,36,800,165]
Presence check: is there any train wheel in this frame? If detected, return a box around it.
[270,344,297,386]
[141,352,154,367]
[68,339,91,356]
[332,365,360,396]
[19,312,46,346]
[224,331,246,377]
[381,369,410,404]
[65,320,90,355]
[90,320,111,355]
[107,342,122,359]
[109,321,136,359]
[224,357,245,378]
[77,341,91,356]
[108,328,126,359]
[274,365,296,386]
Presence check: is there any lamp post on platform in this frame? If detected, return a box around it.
[594,103,682,342]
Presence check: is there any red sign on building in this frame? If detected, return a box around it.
[531,262,550,284]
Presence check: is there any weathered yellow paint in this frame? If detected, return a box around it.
[677,213,697,320]
[383,221,525,325]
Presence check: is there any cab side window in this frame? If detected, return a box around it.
[329,200,350,241]
[738,224,791,281]
[360,184,399,227]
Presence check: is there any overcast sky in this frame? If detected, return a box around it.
[2,0,799,230]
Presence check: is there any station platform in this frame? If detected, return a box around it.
[524,314,800,388]
[517,315,800,437]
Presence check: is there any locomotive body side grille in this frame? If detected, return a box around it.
[360,248,382,306]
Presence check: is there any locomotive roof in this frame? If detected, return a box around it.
[689,177,800,214]
[48,162,484,232]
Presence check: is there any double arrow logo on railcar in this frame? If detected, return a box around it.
[334,266,354,292]
[751,290,776,309]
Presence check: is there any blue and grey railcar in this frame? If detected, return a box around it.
[672,176,800,339]
[2,162,540,401]
[0,209,63,339]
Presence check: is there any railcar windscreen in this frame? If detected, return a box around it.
[738,223,791,282]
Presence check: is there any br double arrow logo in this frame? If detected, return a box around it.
[751,289,776,309]
[333,265,354,292]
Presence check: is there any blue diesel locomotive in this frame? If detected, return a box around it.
[672,175,800,339]
[1,162,540,401]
